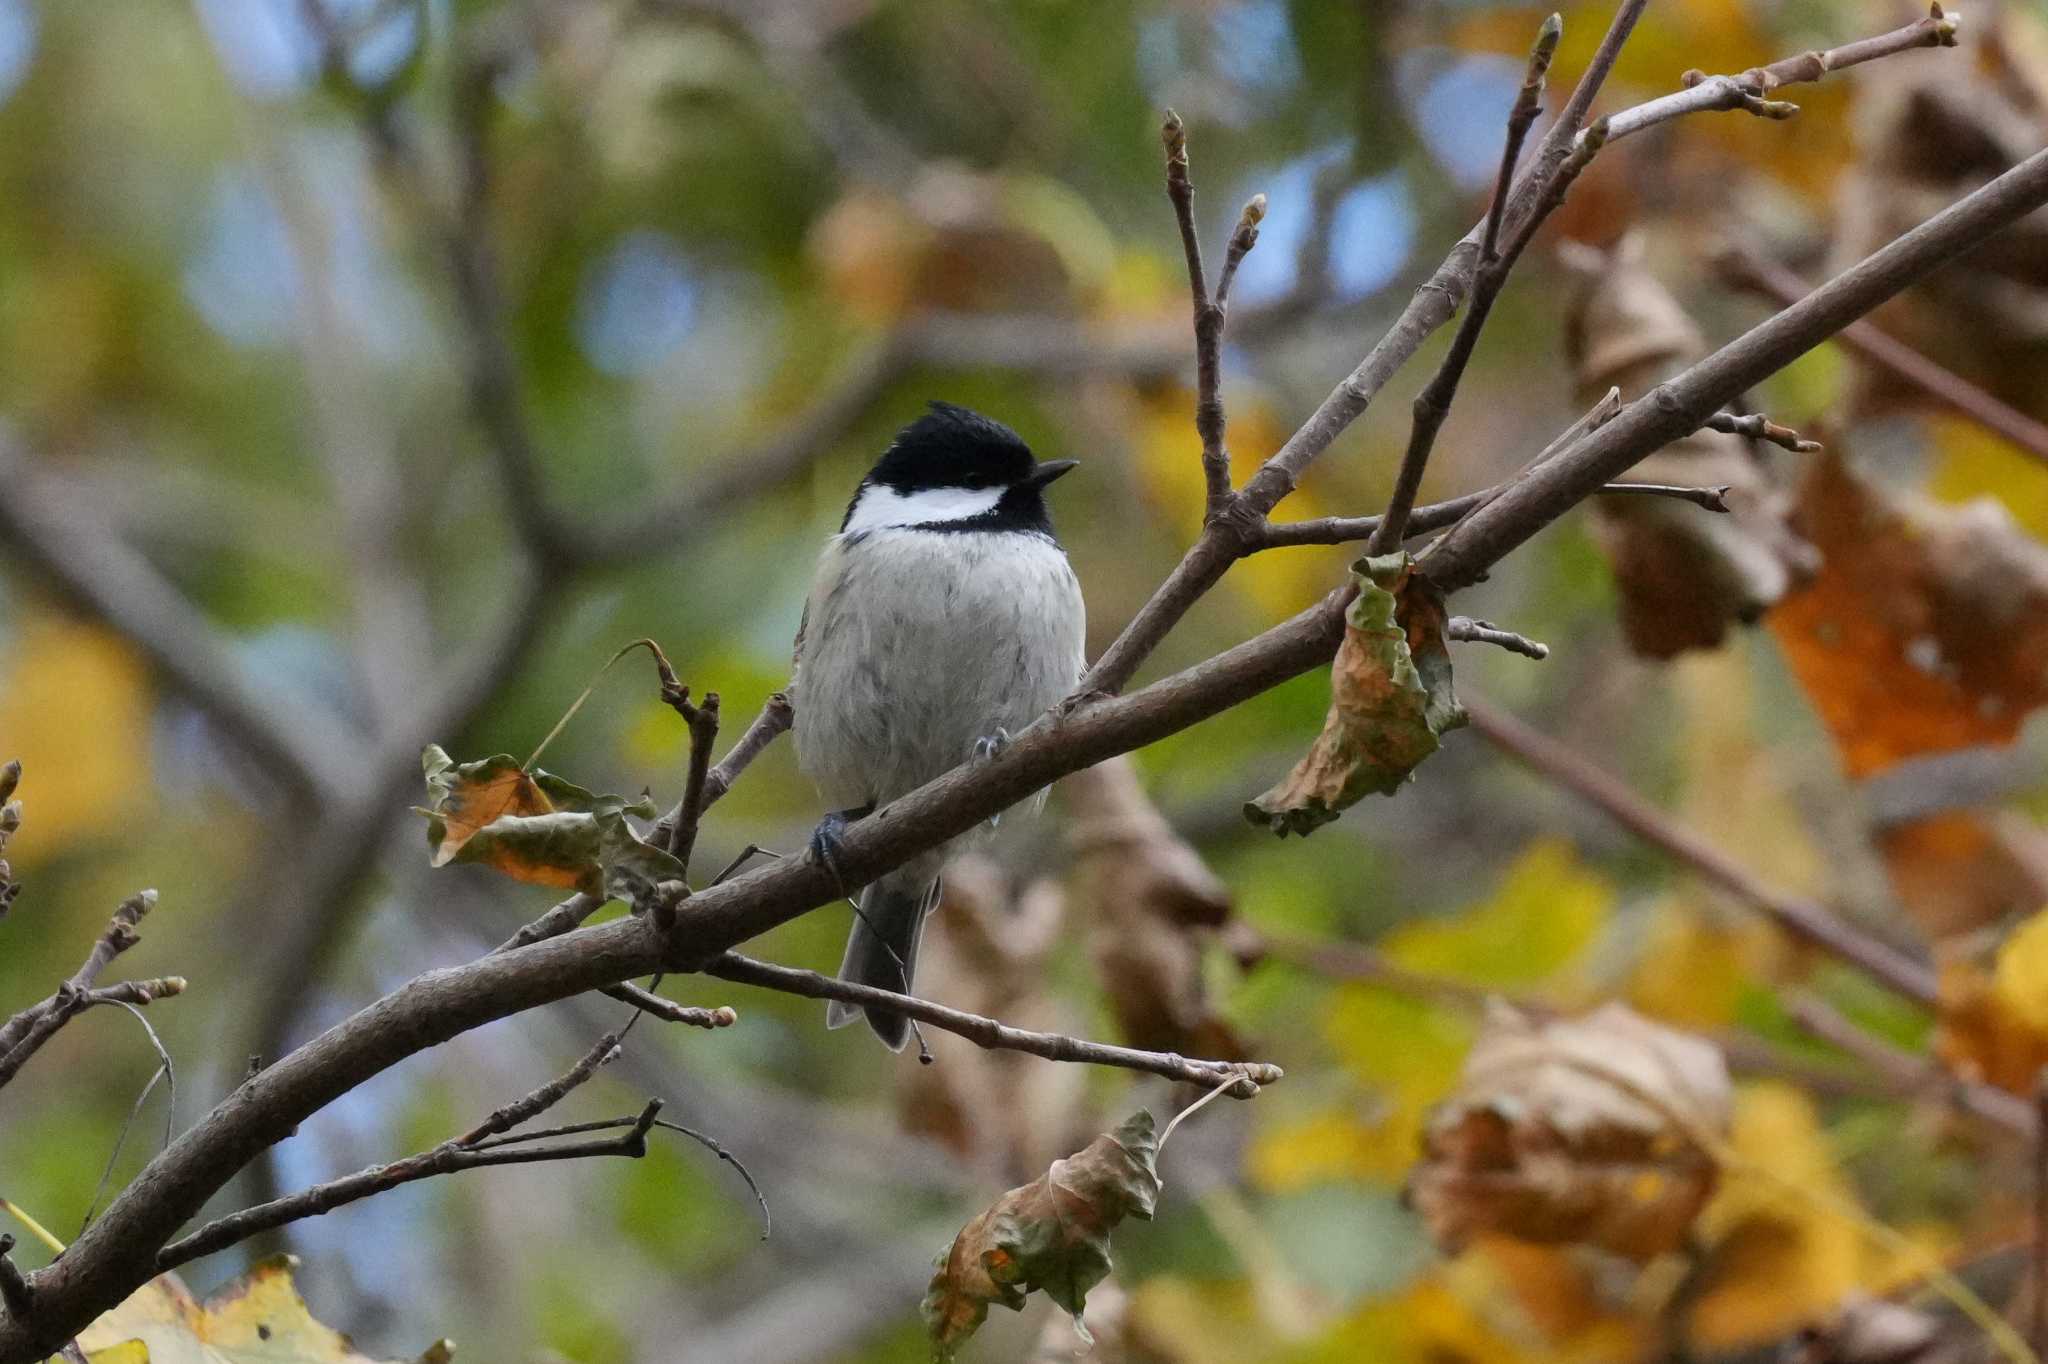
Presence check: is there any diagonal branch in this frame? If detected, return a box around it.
[703,953,1276,1095]
[1716,245,2048,466]
[1421,141,2048,591]
[0,446,347,806]
[1462,695,1939,1004]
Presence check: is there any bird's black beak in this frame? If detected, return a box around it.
[1024,459,1079,488]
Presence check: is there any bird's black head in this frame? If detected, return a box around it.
[842,401,1078,537]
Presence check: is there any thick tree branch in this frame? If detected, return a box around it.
[1463,696,1939,1004]
[704,953,1276,1094]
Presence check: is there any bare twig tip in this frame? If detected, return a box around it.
[1241,193,1267,226]
[1160,110,1186,160]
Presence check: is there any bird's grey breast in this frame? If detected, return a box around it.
[793,528,1085,810]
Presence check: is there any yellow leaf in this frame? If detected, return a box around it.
[1133,390,1341,620]
[1928,413,2048,542]
[0,616,150,860]
[76,1256,447,1363]
[86,1346,151,1364]
[1937,908,2048,1092]
[1382,840,1611,991]
[1688,1083,1884,1351]
[1623,899,1762,1029]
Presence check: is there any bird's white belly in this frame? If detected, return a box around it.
[794,528,1086,811]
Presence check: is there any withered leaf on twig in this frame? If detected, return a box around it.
[1768,452,2048,778]
[418,745,684,905]
[77,1254,452,1364]
[1407,1001,1731,1263]
[924,1110,1161,1360]
[1562,235,1815,658]
[1244,552,1466,836]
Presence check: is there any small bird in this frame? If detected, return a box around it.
[792,402,1087,1049]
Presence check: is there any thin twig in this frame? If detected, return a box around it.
[1446,617,1550,660]
[1727,1,1958,93]
[1161,111,1234,519]
[1786,993,2032,1136]
[1716,245,2048,467]
[1483,14,1562,263]
[1704,409,1822,452]
[598,983,735,1031]
[698,692,794,811]
[156,1100,665,1271]
[1214,194,1266,313]
[705,952,1278,1096]
[1464,695,1939,1003]
[1365,14,1563,557]
[0,892,181,1091]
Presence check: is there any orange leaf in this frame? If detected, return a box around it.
[1768,452,2048,777]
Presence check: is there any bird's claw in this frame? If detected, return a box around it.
[806,804,873,899]
[973,728,1011,763]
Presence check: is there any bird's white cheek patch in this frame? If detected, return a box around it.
[842,484,1004,533]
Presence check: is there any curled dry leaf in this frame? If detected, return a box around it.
[1068,757,1249,1064]
[1561,235,1816,658]
[924,1111,1161,1360]
[1935,907,2048,1094]
[77,1254,452,1364]
[418,746,684,905]
[1245,552,1465,837]
[1768,452,2048,778]
[1407,1001,1731,1263]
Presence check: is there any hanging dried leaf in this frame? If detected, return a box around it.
[1561,235,1816,657]
[1407,1002,1731,1263]
[1245,552,1466,836]
[77,1255,452,1364]
[924,1111,1162,1360]
[418,746,683,903]
[1768,452,2048,778]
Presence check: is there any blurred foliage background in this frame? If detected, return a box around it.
[5,0,2048,1360]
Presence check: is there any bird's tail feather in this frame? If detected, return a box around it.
[828,871,941,1051]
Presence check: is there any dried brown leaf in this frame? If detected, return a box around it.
[1407,1002,1731,1263]
[1562,235,1816,658]
[1245,553,1465,836]
[925,1112,1161,1360]
[1769,452,2048,777]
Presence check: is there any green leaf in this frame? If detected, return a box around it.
[1244,553,1467,836]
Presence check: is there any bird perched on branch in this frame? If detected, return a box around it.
[792,402,1087,1049]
